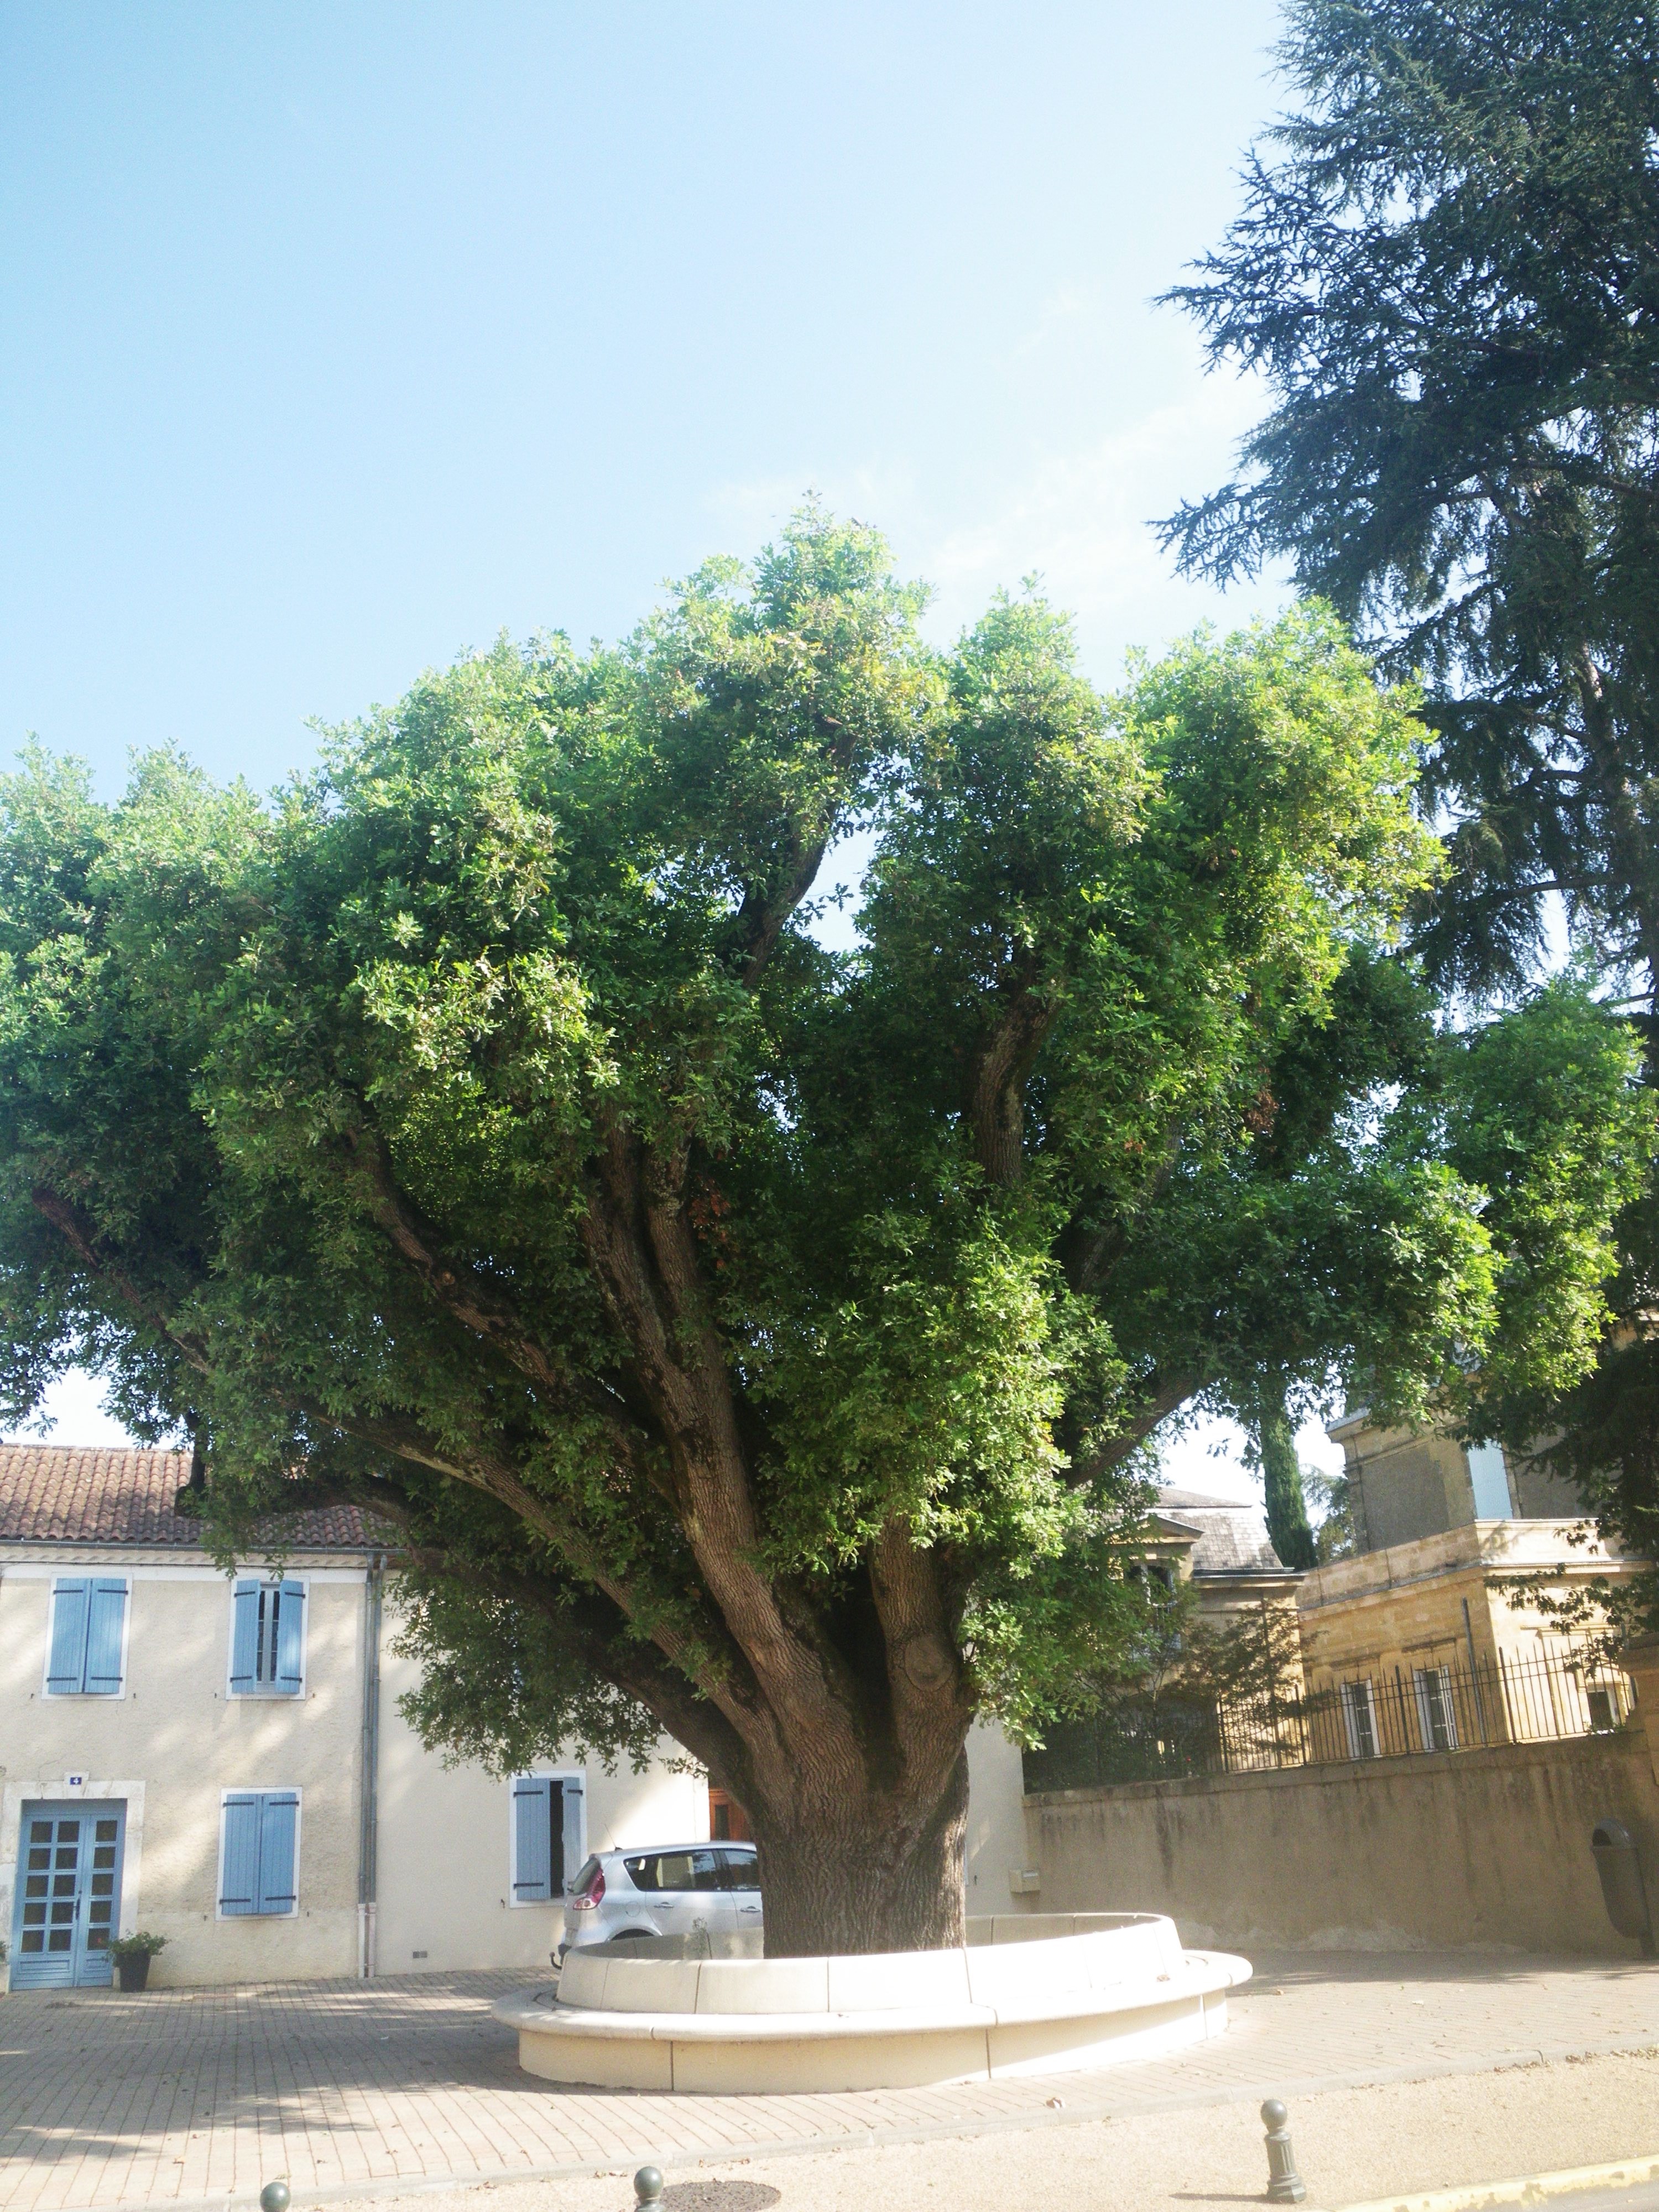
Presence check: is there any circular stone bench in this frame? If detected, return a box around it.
[492,1912,1250,2093]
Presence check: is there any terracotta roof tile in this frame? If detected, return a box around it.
[0,1444,387,1550]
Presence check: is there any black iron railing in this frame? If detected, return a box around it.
[1022,1645,1636,1794]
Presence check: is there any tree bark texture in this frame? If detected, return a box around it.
[750,1749,971,1957]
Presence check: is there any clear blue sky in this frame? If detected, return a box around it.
[2,2,1329,1493]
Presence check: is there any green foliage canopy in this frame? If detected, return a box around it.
[0,512,1642,1943]
[1164,0,1659,1000]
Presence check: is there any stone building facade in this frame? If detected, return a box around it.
[1327,1412,1585,1553]
[1298,1416,1643,1752]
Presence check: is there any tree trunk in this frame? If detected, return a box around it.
[746,1749,971,1958]
[1254,1379,1317,1572]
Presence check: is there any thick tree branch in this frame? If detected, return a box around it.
[253,1400,766,1736]
[967,961,1056,1187]
[868,1521,973,1784]
[578,1115,867,1782]
[1061,1156,1180,1298]
[731,706,869,991]
[734,830,830,989]
[339,1120,660,1462]
[403,1542,755,1792]
[1069,1372,1201,1484]
[32,1187,215,1375]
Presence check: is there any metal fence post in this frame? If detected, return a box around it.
[1504,1663,1531,1743]
[1462,1597,1489,1744]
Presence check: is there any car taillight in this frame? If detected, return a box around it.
[570,1869,605,1910]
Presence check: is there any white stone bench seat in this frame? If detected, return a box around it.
[499,1954,1245,2040]
[493,1917,1250,2092]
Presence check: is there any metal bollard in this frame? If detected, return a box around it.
[1260,2100,1306,2205]
[634,2167,665,2210]
[259,2187,291,2212]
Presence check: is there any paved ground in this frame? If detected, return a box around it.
[1,1952,1656,2212]
[353,2059,1659,2212]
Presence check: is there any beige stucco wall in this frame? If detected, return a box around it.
[372,1616,711,1975]
[1,1556,366,1985]
[962,1720,1037,1913]
[1025,1727,1658,1955]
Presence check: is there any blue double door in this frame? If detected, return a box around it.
[10,1801,126,1989]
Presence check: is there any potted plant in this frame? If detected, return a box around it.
[109,1932,166,1992]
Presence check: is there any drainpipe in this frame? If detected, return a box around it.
[357,1551,383,1979]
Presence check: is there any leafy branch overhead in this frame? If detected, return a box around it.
[0,509,1642,1952]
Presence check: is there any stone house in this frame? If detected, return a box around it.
[1148,1488,1304,1621]
[1139,1486,1307,1689]
[1297,1417,1643,1757]
[1,1446,714,1990]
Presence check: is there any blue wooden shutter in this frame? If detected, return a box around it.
[513,1777,552,1901]
[229,1581,260,1691]
[84,1579,128,1694]
[274,1582,305,1694]
[46,1579,91,1693]
[559,1775,585,1894]
[257,1793,299,1913]
[220,1794,262,1914]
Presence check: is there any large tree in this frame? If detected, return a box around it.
[1162,0,1659,1540]
[1164,0,1659,1001]
[0,515,1640,1952]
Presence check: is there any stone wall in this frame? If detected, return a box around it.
[1333,1416,1473,1550]
[1024,1727,1659,1955]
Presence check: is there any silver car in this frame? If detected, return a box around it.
[559,1840,761,1958]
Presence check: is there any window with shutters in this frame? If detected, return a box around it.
[217,1791,300,1917]
[227,1578,306,1697]
[1413,1664,1460,1753]
[509,1773,585,1905]
[44,1578,128,1696]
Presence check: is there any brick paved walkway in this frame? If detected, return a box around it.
[2,1953,1656,2212]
